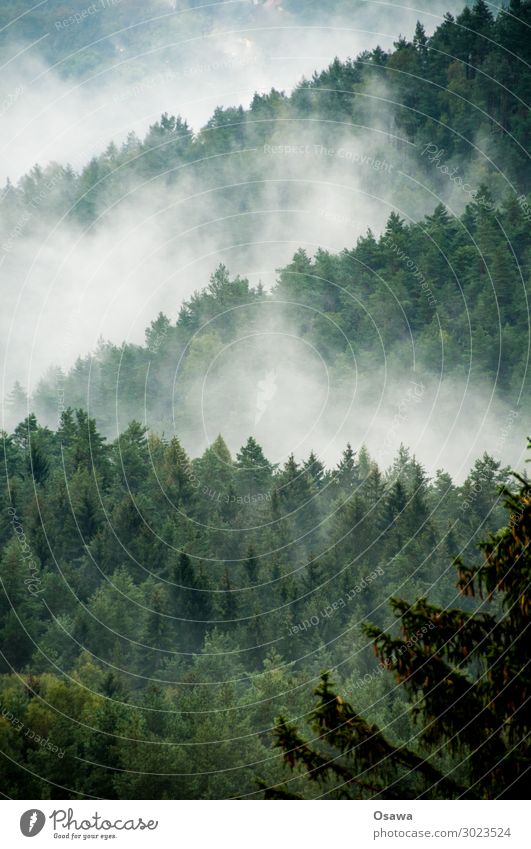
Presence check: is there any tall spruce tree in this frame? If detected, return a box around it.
[265,451,531,799]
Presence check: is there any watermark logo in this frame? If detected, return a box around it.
[20,810,45,837]
[255,368,277,425]
[420,143,496,212]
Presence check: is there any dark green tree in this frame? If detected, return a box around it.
[266,453,531,799]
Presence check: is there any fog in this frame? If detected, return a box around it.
[0,0,467,182]
[1,0,528,481]
[172,323,526,481]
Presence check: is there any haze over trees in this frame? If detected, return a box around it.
[0,406,519,797]
[0,0,530,800]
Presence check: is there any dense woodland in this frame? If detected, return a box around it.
[3,0,531,434]
[0,408,518,797]
[0,1,530,800]
[7,191,530,441]
[266,462,531,800]
[2,1,531,213]
[2,0,531,218]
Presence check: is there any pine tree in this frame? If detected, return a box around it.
[303,451,325,490]
[335,443,358,494]
[413,21,428,63]
[244,545,259,585]
[6,381,28,424]
[383,478,407,543]
[169,552,210,649]
[161,436,195,507]
[236,436,272,497]
[195,435,234,499]
[220,568,239,623]
[267,452,531,799]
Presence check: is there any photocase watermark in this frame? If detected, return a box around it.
[420,143,496,212]
[390,620,437,657]
[288,566,384,636]
[1,210,32,255]
[50,807,158,833]
[20,809,46,837]
[199,482,271,506]
[255,368,277,425]
[113,57,255,105]
[147,324,170,355]
[183,464,271,507]
[1,169,65,255]
[460,468,492,513]
[263,143,393,173]
[387,239,437,307]
[355,621,438,691]
[319,209,358,229]
[493,407,519,457]
[19,807,159,837]
[0,85,23,118]
[1,705,64,758]
[516,194,531,224]
[384,380,425,451]
[460,412,516,515]
[54,0,122,31]
[353,658,393,691]
[330,620,438,693]
[508,500,527,530]
[7,507,43,597]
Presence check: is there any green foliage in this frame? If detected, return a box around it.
[0,405,518,797]
[16,186,530,436]
[268,452,531,799]
[1,0,530,801]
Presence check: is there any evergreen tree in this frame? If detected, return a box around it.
[235,436,272,497]
[267,454,531,799]
[335,443,358,494]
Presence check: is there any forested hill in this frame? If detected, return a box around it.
[0,2,492,79]
[2,0,530,225]
[1,0,530,803]
[2,1,530,443]
[7,194,529,444]
[0,404,512,797]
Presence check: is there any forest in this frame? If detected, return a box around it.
[0,406,522,797]
[0,0,530,801]
[7,193,529,444]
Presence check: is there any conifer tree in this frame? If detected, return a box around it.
[266,452,531,799]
